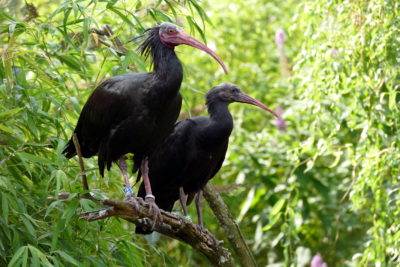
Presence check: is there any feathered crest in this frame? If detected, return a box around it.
[136,26,160,59]
[130,25,168,71]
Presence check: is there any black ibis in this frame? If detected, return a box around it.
[63,22,227,221]
[136,83,278,234]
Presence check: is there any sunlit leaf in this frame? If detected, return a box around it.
[270,199,285,216]
[0,107,24,118]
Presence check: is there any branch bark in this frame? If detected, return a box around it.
[80,197,234,267]
[204,183,258,267]
[72,134,90,193]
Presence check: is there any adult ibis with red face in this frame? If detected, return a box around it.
[63,22,227,221]
[136,83,278,234]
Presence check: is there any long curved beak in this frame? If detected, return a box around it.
[177,32,228,74]
[235,93,279,118]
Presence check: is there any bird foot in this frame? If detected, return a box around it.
[124,194,140,211]
[196,224,220,246]
[145,196,163,230]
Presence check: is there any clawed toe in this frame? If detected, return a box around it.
[196,224,206,233]
[124,195,140,210]
[145,197,163,229]
[196,224,220,245]
[136,197,146,205]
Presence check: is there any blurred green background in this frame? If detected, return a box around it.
[0,0,399,266]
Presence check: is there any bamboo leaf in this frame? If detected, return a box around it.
[270,199,285,216]
[1,193,9,224]
[7,246,28,267]
[55,250,79,266]
[0,107,24,118]
[45,201,62,218]
[0,9,17,22]
[82,17,90,55]
[21,247,29,267]
[107,7,135,27]
[21,215,36,237]
[28,246,53,267]
[0,124,14,134]
[18,152,52,165]
[262,213,282,231]
[129,50,147,72]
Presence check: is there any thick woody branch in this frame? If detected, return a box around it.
[204,183,257,267]
[80,197,234,267]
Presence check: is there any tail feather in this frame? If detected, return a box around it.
[98,141,108,177]
[63,138,76,158]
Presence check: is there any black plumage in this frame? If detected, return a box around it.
[62,22,227,216]
[136,83,278,234]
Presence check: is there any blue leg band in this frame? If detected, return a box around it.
[123,186,134,196]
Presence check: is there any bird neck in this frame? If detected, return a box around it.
[138,28,184,94]
[204,100,234,144]
[153,46,183,90]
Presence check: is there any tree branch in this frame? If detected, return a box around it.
[90,25,127,55]
[204,183,258,267]
[80,197,235,267]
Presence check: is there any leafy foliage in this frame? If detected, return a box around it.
[0,0,399,266]
[0,0,212,266]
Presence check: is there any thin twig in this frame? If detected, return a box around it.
[72,133,92,199]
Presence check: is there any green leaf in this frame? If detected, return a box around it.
[262,212,282,231]
[0,9,17,22]
[21,215,36,237]
[0,107,24,118]
[1,193,9,224]
[130,51,147,72]
[18,152,52,165]
[82,17,90,55]
[57,55,82,71]
[0,123,14,134]
[270,199,286,216]
[55,250,79,266]
[388,91,397,110]
[186,16,206,43]
[237,187,255,222]
[45,201,62,218]
[107,7,135,27]
[8,246,28,267]
[21,246,29,267]
[28,246,53,267]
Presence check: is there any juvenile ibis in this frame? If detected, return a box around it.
[63,22,227,221]
[136,83,278,234]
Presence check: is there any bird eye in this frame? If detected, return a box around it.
[167,28,176,34]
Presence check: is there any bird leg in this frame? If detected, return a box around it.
[179,187,191,221]
[119,156,132,196]
[141,157,163,228]
[195,189,220,246]
[119,156,140,210]
[195,190,204,228]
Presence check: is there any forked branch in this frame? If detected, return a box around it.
[80,198,234,267]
